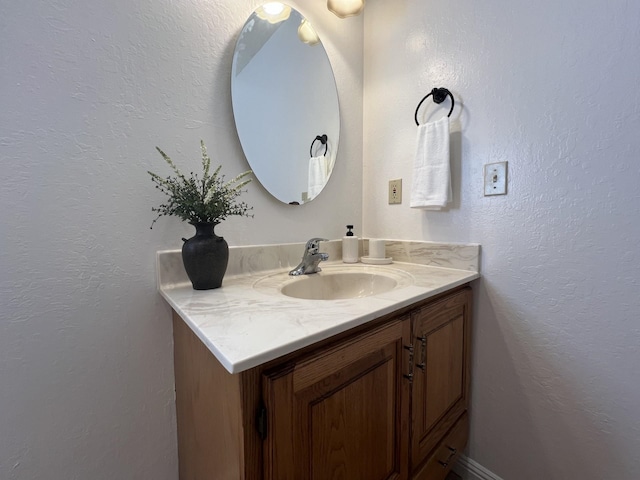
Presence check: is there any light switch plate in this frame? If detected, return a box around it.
[389,179,402,204]
[484,162,508,196]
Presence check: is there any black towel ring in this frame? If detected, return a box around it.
[310,134,328,157]
[414,87,455,125]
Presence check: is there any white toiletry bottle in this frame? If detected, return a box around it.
[342,225,359,263]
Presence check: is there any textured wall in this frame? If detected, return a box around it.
[0,1,362,478]
[363,0,640,478]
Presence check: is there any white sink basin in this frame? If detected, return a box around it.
[253,264,414,300]
[282,271,398,300]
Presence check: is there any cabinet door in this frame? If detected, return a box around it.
[410,288,471,474]
[263,317,411,480]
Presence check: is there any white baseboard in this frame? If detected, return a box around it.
[452,455,504,480]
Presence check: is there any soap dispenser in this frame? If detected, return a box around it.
[342,225,359,263]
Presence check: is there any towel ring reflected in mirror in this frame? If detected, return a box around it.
[414,87,455,125]
[309,134,328,157]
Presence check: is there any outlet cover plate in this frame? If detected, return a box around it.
[389,179,402,204]
[484,162,507,196]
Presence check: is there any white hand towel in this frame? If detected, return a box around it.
[308,155,328,199]
[410,116,452,210]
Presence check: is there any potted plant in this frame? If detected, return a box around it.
[149,140,252,290]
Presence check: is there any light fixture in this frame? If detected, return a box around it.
[298,19,320,46]
[256,2,292,24]
[327,0,365,18]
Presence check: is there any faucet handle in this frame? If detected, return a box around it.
[305,237,328,254]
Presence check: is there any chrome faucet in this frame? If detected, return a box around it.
[289,238,329,276]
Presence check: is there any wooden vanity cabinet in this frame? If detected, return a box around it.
[172,286,472,480]
[409,288,472,479]
[262,316,411,480]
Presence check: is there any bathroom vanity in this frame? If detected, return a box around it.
[158,240,479,480]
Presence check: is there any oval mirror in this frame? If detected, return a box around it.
[231,3,340,205]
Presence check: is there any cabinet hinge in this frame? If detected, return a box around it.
[256,403,268,440]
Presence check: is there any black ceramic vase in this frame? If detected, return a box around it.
[181,222,229,290]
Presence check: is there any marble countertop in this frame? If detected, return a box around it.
[157,240,480,374]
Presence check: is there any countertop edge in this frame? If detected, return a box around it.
[161,265,479,375]
[159,289,237,373]
[227,273,479,373]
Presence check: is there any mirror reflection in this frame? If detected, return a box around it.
[231,3,340,205]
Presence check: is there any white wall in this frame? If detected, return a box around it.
[364,0,640,479]
[7,0,638,477]
[0,0,362,478]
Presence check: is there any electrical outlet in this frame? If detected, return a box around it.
[484,162,507,196]
[389,179,402,204]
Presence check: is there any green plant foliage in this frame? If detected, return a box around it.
[148,140,253,228]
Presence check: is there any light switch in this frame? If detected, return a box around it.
[484,162,507,196]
